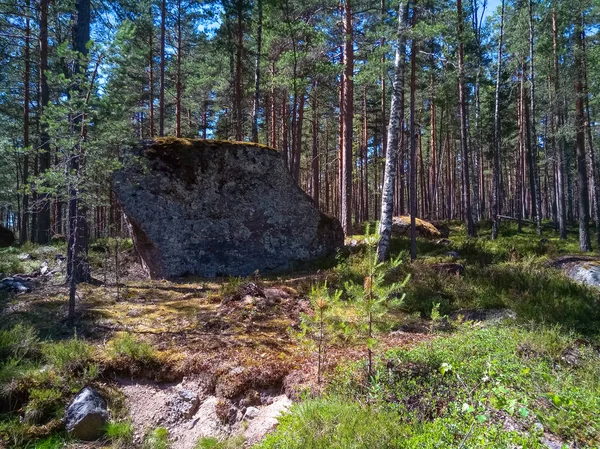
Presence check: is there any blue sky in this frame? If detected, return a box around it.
[483,0,503,20]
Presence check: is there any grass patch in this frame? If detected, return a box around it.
[196,435,246,449]
[107,332,157,363]
[106,420,134,447]
[143,426,170,449]
[260,323,599,448]
[41,333,94,374]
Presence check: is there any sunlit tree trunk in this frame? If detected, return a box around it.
[251,0,262,143]
[492,0,504,240]
[341,0,354,235]
[377,0,407,262]
[457,0,475,237]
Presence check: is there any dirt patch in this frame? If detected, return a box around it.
[119,376,291,448]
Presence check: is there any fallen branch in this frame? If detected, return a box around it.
[496,215,562,231]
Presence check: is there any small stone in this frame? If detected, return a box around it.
[172,388,199,419]
[431,263,465,276]
[244,406,260,420]
[446,251,460,259]
[65,387,108,441]
[127,308,142,317]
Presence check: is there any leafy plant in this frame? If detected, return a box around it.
[296,282,343,384]
[344,227,409,377]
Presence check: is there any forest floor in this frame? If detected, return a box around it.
[0,220,599,448]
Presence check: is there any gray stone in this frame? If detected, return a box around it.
[549,256,600,288]
[431,262,465,276]
[65,387,108,441]
[171,388,200,419]
[244,406,260,420]
[0,277,32,293]
[567,263,600,287]
[113,138,344,279]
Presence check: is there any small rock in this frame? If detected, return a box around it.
[0,277,32,293]
[240,389,262,407]
[431,263,465,276]
[436,238,452,246]
[65,387,108,441]
[446,251,460,259]
[18,253,31,261]
[244,406,260,420]
[172,388,200,419]
[127,308,142,317]
[560,346,582,367]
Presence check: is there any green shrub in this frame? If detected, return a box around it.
[41,335,94,373]
[106,420,134,447]
[23,388,62,424]
[143,426,169,449]
[107,333,156,363]
[0,324,39,360]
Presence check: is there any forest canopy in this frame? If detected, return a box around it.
[1,0,599,252]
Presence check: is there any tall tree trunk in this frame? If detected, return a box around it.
[575,12,591,251]
[175,0,182,137]
[338,43,344,217]
[409,34,418,259]
[311,86,319,207]
[175,0,183,137]
[292,90,305,181]
[491,0,504,239]
[528,0,542,234]
[362,85,369,221]
[67,0,92,321]
[457,0,476,236]
[21,2,32,243]
[377,1,408,262]
[149,13,155,138]
[578,15,600,250]
[251,0,262,143]
[235,0,244,141]
[552,11,567,239]
[341,0,354,235]
[37,0,51,243]
[159,0,166,136]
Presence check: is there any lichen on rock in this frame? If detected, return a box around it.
[113,138,343,279]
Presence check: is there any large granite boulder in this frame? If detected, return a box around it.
[113,138,344,279]
[391,216,442,239]
[550,256,600,288]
